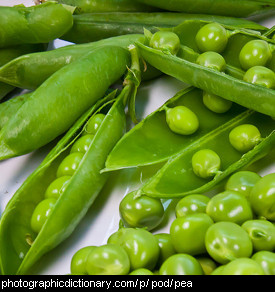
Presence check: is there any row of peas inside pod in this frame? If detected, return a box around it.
[30,113,105,234]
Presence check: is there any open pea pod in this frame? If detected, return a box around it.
[134,0,275,17]
[104,87,246,171]
[140,111,275,198]
[61,12,267,44]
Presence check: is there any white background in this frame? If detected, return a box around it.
[0,0,274,275]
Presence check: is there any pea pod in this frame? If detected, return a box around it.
[134,0,275,17]
[61,12,267,44]
[0,1,74,48]
[0,46,130,161]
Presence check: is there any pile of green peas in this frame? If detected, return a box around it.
[30,113,106,234]
[70,170,275,275]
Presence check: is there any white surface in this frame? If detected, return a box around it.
[0,0,274,275]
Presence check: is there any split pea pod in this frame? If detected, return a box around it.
[61,12,268,44]
[0,46,130,161]
[0,1,74,48]
[134,0,275,17]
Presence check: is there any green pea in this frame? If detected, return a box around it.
[30,198,57,233]
[252,251,275,275]
[85,113,105,135]
[192,149,221,179]
[170,213,214,255]
[196,257,217,275]
[45,176,71,199]
[159,254,204,275]
[210,265,225,275]
[70,246,96,275]
[195,22,228,53]
[56,152,84,177]
[220,258,265,275]
[205,222,253,264]
[70,134,94,153]
[196,51,226,72]
[129,268,154,275]
[249,173,275,221]
[203,92,232,114]
[166,106,199,136]
[243,66,275,89]
[85,244,130,275]
[175,194,210,218]
[239,40,272,70]
[149,31,180,55]
[229,124,261,153]
[241,220,275,252]
[206,190,253,225]
[154,233,176,268]
[225,171,261,198]
[119,191,164,231]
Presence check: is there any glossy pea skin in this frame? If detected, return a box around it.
[192,149,221,179]
[119,192,164,231]
[85,113,105,135]
[129,268,154,275]
[56,152,84,177]
[170,213,214,256]
[211,265,225,275]
[252,251,275,275]
[175,194,210,218]
[149,31,180,55]
[243,66,275,89]
[249,173,275,221]
[70,246,96,275]
[239,40,272,70]
[203,92,232,114]
[225,171,261,198]
[30,198,57,233]
[70,134,94,153]
[196,257,217,275]
[229,124,261,153]
[196,51,226,72]
[159,254,204,275]
[85,244,130,275]
[220,258,265,275]
[45,176,71,199]
[205,222,253,264]
[241,220,275,252]
[206,190,253,225]
[166,106,199,136]
[195,23,228,53]
[154,233,176,268]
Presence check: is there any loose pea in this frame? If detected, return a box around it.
[159,254,204,275]
[56,152,84,177]
[85,244,130,275]
[252,251,275,275]
[149,31,180,55]
[85,113,105,135]
[225,171,261,198]
[203,92,232,114]
[220,258,265,275]
[166,106,199,135]
[70,246,96,275]
[175,194,210,218]
[243,66,275,89]
[45,176,71,199]
[70,134,94,153]
[119,191,164,231]
[30,198,57,233]
[196,257,217,275]
[206,190,253,225]
[195,23,228,53]
[154,233,176,268]
[211,265,225,275]
[239,40,272,70]
[129,268,154,275]
[229,124,261,153]
[192,149,221,179]
[196,51,226,72]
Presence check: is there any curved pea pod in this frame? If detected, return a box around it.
[135,0,275,17]
[61,12,267,44]
[104,87,246,171]
[139,111,275,198]
[0,46,130,161]
[0,2,74,48]
[0,34,142,90]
